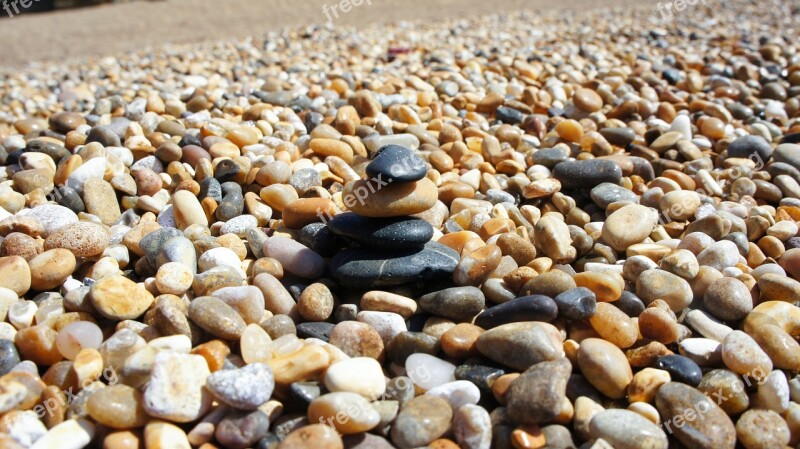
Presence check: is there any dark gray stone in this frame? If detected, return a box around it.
[474,295,557,329]
[553,287,597,320]
[0,340,20,376]
[553,159,622,189]
[330,241,459,289]
[590,182,639,208]
[328,213,433,251]
[366,145,427,183]
[727,135,773,163]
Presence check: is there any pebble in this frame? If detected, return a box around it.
[721,331,772,379]
[278,424,344,449]
[328,213,433,250]
[86,384,147,429]
[589,409,668,449]
[143,352,211,423]
[452,404,491,449]
[553,287,597,320]
[343,178,438,218]
[307,392,381,434]
[205,363,273,410]
[263,236,325,279]
[419,286,485,322]
[576,338,632,399]
[44,221,110,258]
[90,275,154,320]
[654,354,703,386]
[426,380,480,409]
[553,160,622,189]
[506,357,571,424]
[331,242,459,289]
[476,322,563,371]
[474,295,557,328]
[406,353,456,390]
[636,269,693,311]
[391,396,452,448]
[366,145,427,183]
[736,409,790,449]
[703,277,753,321]
[656,382,736,449]
[188,296,246,340]
[324,357,386,399]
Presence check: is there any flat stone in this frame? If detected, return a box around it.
[474,295,557,328]
[366,145,427,183]
[331,241,459,289]
[328,213,433,250]
[343,177,437,218]
[19,205,78,237]
[553,159,622,189]
[506,357,571,424]
[418,287,485,322]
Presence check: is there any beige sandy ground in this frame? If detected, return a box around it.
[0,0,662,69]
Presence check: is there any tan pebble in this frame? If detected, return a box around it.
[90,276,155,320]
[360,291,417,318]
[627,368,671,403]
[588,303,638,348]
[28,249,75,291]
[577,338,633,399]
[277,424,344,449]
[343,178,437,217]
[0,256,31,296]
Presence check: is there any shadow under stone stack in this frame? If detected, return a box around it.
[327,145,460,289]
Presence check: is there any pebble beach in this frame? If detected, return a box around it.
[1,0,800,448]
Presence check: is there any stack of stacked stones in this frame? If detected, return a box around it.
[327,144,460,290]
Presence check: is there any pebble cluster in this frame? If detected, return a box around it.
[0,0,800,448]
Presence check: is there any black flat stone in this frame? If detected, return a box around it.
[418,286,485,322]
[553,159,622,189]
[298,222,339,257]
[474,295,558,329]
[296,322,334,341]
[330,241,459,289]
[365,145,427,183]
[327,213,433,251]
[553,287,597,320]
[654,354,703,387]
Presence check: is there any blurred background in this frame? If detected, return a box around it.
[0,0,657,69]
